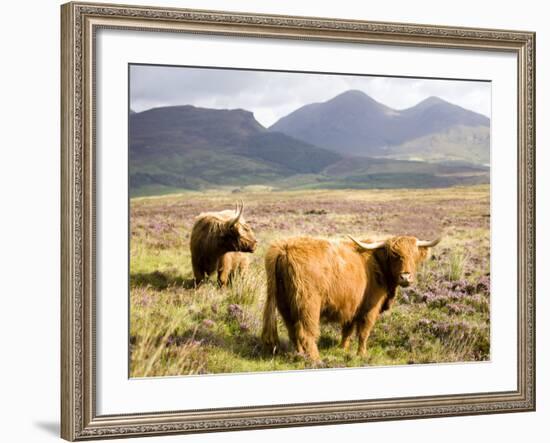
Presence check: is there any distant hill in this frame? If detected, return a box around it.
[129,105,341,196]
[129,95,490,197]
[319,156,488,189]
[270,90,490,163]
[270,90,397,155]
[130,105,264,152]
[379,125,490,165]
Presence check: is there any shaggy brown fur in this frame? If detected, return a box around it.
[190,205,257,286]
[261,235,438,361]
[217,252,250,286]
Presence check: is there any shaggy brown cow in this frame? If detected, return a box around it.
[217,252,250,286]
[261,235,440,361]
[190,201,257,286]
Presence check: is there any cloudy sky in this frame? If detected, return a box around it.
[130,64,491,128]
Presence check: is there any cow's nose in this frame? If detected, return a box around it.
[399,273,413,286]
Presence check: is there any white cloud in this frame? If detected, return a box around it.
[130,64,491,127]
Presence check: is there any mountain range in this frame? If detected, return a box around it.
[129,90,490,196]
[270,90,490,161]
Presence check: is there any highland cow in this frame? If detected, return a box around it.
[190,201,257,286]
[217,252,251,286]
[261,235,440,361]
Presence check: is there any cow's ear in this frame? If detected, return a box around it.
[417,247,429,261]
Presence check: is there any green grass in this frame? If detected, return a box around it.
[130,185,491,377]
[447,250,469,281]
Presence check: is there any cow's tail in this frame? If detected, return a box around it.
[261,245,284,354]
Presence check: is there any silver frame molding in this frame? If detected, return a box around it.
[61,2,536,440]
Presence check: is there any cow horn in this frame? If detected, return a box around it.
[347,235,386,250]
[416,237,441,248]
[229,200,244,227]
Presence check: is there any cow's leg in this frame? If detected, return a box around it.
[340,321,355,351]
[295,303,321,361]
[293,330,305,355]
[356,308,381,357]
[271,291,295,353]
[282,319,298,352]
[217,254,230,286]
[296,323,320,361]
[217,265,230,287]
[217,269,230,286]
[191,256,205,286]
[294,322,308,355]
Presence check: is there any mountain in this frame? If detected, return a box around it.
[237,132,342,174]
[129,98,490,197]
[270,90,397,156]
[396,96,489,144]
[269,90,490,162]
[380,125,490,165]
[129,105,341,195]
[130,105,264,152]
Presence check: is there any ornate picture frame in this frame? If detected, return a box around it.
[61,2,535,440]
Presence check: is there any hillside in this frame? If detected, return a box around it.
[129,105,341,195]
[270,90,490,163]
[316,156,488,190]
[379,125,490,164]
[129,96,490,196]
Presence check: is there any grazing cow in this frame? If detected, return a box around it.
[190,201,257,286]
[261,235,440,361]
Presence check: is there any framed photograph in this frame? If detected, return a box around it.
[61,1,536,440]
